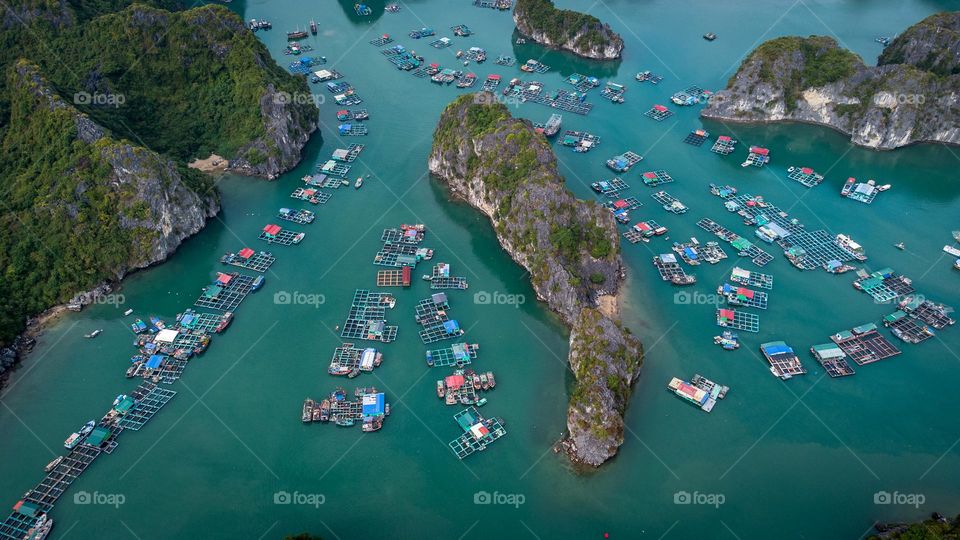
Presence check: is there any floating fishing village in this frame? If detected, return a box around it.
[2,2,960,539]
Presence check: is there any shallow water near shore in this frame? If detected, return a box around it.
[2,1,960,538]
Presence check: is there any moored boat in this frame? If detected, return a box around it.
[302,398,314,423]
[44,456,63,473]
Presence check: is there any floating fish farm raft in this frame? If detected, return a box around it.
[671,85,711,106]
[787,166,824,188]
[605,197,643,223]
[447,407,506,459]
[697,218,774,266]
[333,91,363,106]
[653,254,696,285]
[600,82,626,103]
[426,342,479,368]
[591,177,629,197]
[278,208,316,225]
[331,143,365,162]
[667,374,728,413]
[463,47,486,62]
[291,187,330,205]
[494,55,515,66]
[831,323,901,364]
[742,146,770,167]
[899,296,956,329]
[652,191,687,214]
[853,268,914,303]
[374,242,434,267]
[683,129,710,146]
[429,37,452,49]
[319,160,351,177]
[717,308,759,333]
[710,135,737,155]
[810,343,855,378]
[884,311,934,344]
[259,224,305,246]
[718,283,768,309]
[520,59,550,73]
[221,249,276,273]
[311,69,342,82]
[481,74,501,91]
[415,293,464,344]
[725,194,806,236]
[606,151,643,172]
[369,34,393,46]
[560,130,600,152]
[623,220,666,243]
[474,0,513,9]
[409,27,435,39]
[730,267,773,289]
[381,45,421,71]
[780,230,860,270]
[641,170,673,187]
[338,123,368,136]
[710,183,738,199]
[328,343,382,376]
[524,88,592,115]
[635,70,663,83]
[340,289,398,343]
[760,341,805,379]
[194,273,260,311]
[376,267,412,287]
[288,57,326,74]
[842,179,879,204]
[117,382,177,430]
[438,368,495,406]
[565,73,600,92]
[451,24,472,36]
[304,387,388,431]
[424,263,469,290]
[644,104,673,121]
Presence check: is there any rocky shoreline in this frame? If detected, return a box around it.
[513,0,624,60]
[429,93,642,467]
[701,12,960,149]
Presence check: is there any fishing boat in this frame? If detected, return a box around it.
[543,114,562,137]
[287,28,308,40]
[44,456,63,473]
[436,380,445,398]
[479,373,489,390]
[312,405,322,422]
[319,399,330,422]
[486,372,496,388]
[895,242,905,250]
[713,331,739,350]
[362,417,383,432]
[877,184,891,191]
[150,316,165,330]
[703,32,717,41]
[841,177,856,196]
[302,398,314,423]
[23,513,53,540]
[84,329,102,339]
[64,420,96,449]
[251,275,265,291]
[309,20,317,34]
[476,397,488,406]
[123,308,133,316]
[215,312,233,333]
[355,176,364,189]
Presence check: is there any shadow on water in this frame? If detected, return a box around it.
[335,0,386,24]
[510,29,622,79]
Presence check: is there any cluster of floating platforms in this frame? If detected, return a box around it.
[710,135,737,155]
[426,342,478,368]
[605,197,643,224]
[221,249,276,273]
[853,268,914,304]
[718,283,768,309]
[841,178,881,204]
[340,289,398,343]
[899,296,955,330]
[606,151,643,173]
[635,71,663,84]
[447,407,506,459]
[565,73,600,93]
[303,387,388,431]
[415,293,464,344]
[730,267,773,290]
[437,368,495,406]
[653,254,695,285]
[717,308,759,333]
[741,146,770,167]
[560,130,600,152]
[327,343,383,377]
[331,143,365,162]
[622,220,666,243]
[670,85,711,106]
[376,267,412,288]
[474,0,513,9]
[760,341,805,379]
[709,183,738,199]
[831,323,901,363]
[883,311,934,344]
[787,166,824,188]
[369,34,393,47]
[641,170,673,187]
[194,272,261,312]
[591,177,629,197]
[423,262,469,290]
[259,224,305,246]
[667,374,728,413]
[644,104,673,121]
[278,208,316,225]
[697,218,774,267]
[652,191,687,214]
[683,129,710,146]
[810,343,856,378]
[600,82,626,103]
[780,230,860,271]
[291,187,330,205]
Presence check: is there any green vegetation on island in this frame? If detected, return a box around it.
[513,0,624,59]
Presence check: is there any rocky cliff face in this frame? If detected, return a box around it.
[429,93,643,467]
[702,13,960,149]
[513,0,623,60]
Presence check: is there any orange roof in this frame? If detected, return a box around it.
[238,248,255,259]
[263,224,282,236]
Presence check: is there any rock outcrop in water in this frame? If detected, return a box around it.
[0,61,218,383]
[429,93,643,467]
[701,12,960,149]
[513,0,624,60]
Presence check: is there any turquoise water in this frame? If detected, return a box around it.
[2,1,960,538]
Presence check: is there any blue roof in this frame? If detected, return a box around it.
[362,393,385,416]
[443,320,460,333]
[146,354,165,369]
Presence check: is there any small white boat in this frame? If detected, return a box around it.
[84,329,102,339]
[877,184,891,191]
[895,242,905,250]
[354,176,363,189]
[123,308,133,316]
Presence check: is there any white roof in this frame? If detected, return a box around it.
[155,329,179,344]
[314,69,332,78]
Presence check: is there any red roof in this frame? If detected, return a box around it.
[737,287,754,299]
[263,224,282,236]
[613,199,628,209]
[430,63,439,68]
[719,309,735,319]
[444,374,465,389]
[635,222,651,231]
[304,188,317,196]
[216,273,233,285]
[643,172,657,179]
[653,104,668,112]
[401,266,412,285]
[749,146,769,155]
[718,135,731,141]
[488,74,500,80]
[746,200,757,206]
[337,109,348,115]
[238,248,255,259]
[801,167,813,174]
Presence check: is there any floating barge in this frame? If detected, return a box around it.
[194,272,260,312]
[718,283,767,309]
[760,341,805,379]
[259,224,305,245]
[340,290,398,343]
[591,177,629,197]
[717,308,759,333]
[710,135,737,155]
[481,74,501,92]
[560,130,600,152]
[653,253,695,285]
[644,104,673,121]
[376,267,412,287]
[278,208,316,225]
[606,151,642,173]
[426,342,479,368]
[328,343,383,377]
[667,374,728,413]
[438,369,495,405]
[651,191,687,214]
[884,311,934,344]
[424,262,469,290]
[787,166,824,188]
[641,170,673,187]
[730,267,773,290]
[221,248,276,273]
[600,82,626,103]
[448,407,506,459]
[830,323,901,364]
[697,218,774,267]
[683,129,710,146]
[899,295,955,329]
[810,343,855,378]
